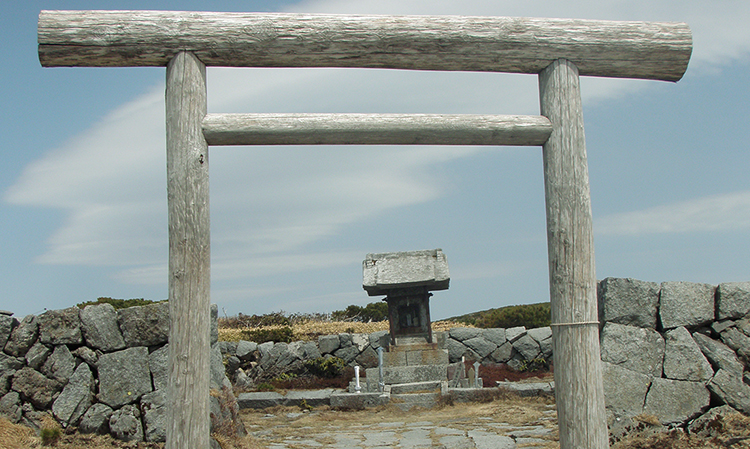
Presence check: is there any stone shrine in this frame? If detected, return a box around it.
[363,249,449,345]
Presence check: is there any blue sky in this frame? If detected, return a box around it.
[1,1,748,320]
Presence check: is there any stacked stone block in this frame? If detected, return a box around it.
[599,278,750,432]
[0,302,244,445]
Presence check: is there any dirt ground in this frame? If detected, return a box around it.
[3,394,750,449]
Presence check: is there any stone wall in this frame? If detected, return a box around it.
[599,278,750,432]
[0,302,245,446]
[2,277,749,440]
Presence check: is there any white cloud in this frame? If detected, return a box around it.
[596,191,750,236]
[5,0,750,303]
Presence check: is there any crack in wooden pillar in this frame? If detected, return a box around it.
[539,59,608,449]
[166,51,211,449]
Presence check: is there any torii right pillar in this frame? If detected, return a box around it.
[540,58,609,448]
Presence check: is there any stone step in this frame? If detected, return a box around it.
[389,381,442,394]
[236,389,335,409]
[390,392,440,411]
[366,364,447,387]
[383,346,449,367]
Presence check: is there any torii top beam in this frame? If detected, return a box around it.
[38,11,691,81]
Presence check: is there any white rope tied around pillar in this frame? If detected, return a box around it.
[549,321,600,327]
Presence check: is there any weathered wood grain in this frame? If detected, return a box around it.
[165,51,211,449]
[202,113,552,146]
[540,59,608,449]
[38,10,692,81]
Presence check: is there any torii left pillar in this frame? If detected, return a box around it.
[165,51,211,449]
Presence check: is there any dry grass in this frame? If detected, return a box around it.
[611,412,750,449]
[218,319,470,342]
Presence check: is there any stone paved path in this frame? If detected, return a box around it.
[245,404,558,448]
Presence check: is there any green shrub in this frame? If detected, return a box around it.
[256,382,274,391]
[240,326,294,343]
[77,297,164,310]
[519,357,550,373]
[475,302,551,329]
[304,356,346,378]
[331,301,388,322]
[40,427,61,446]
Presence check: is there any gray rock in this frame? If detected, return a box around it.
[527,327,552,343]
[226,356,241,375]
[149,344,169,392]
[0,391,22,423]
[513,334,541,361]
[0,353,24,396]
[210,304,219,344]
[598,277,660,329]
[333,345,360,365]
[38,307,83,345]
[600,322,665,377]
[218,340,237,356]
[688,405,739,437]
[79,403,114,434]
[236,340,257,360]
[712,320,736,334]
[717,282,750,320]
[490,342,513,363]
[602,362,651,419]
[109,404,144,442]
[117,302,169,347]
[298,341,321,360]
[80,303,126,351]
[236,391,285,409]
[355,345,379,368]
[11,367,63,409]
[25,342,51,370]
[98,346,153,408]
[0,315,16,350]
[140,389,167,442]
[4,315,38,357]
[659,281,716,330]
[481,328,506,346]
[351,333,369,352]
[643,378,710,425]
[210,386,247,438]
[52,363,94,427]
[707,369,750,414]
[318,334,340,354]
[538,336,553,359]
[719,327,750,363]
[505,326,527,343]
[693,333,744,376]
[449,327,481,342]
[463,337,497,359]
[446,338,468,363]
[41,344,76,383]
[369,330,390,349]
[72,346,99,367]
[338,333,353,348]
[211,343,232,390]
[663,327,714,381]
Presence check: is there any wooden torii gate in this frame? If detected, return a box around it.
[38,11,692,449]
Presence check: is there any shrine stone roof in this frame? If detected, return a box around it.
[362,249,450,296]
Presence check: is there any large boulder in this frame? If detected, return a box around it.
[149,344,169,392]
[663,327,713,381]
[4,315,38,357]
[716,282,750,320]
[693,333,744,377]
[598,278,660,329]
[140,390,167,442]
[109,404,144,442]
[449,327,481,342]
[79,403,114,435]
[490,342,513,363]
[317,334,340,355]
[481,328,506,346]
[236,340,257,361]
[463,336,497,359]
[38,307,83,345]
[512,334,541,361]
[24,342,51,370]
[707,369,750,414]
[0,315,16,350]
[600,322,665,377]
[97,347,153,408]
[719,327,750,364]
[659,281,715,330]
[0,391,22,423]
[52,363,94,427]
[643,378,710,425]
[80,303,126,352]
[602,362,651,420]
[41,344,76,384]
[0,353,24,396]
[11,367,63,409]
[117,302,169,347]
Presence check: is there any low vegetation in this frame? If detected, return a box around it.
[451,301,551,329]
[76,297,165,310]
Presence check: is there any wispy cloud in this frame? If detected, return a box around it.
[5,0,750,306]
[596,191,750,236]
